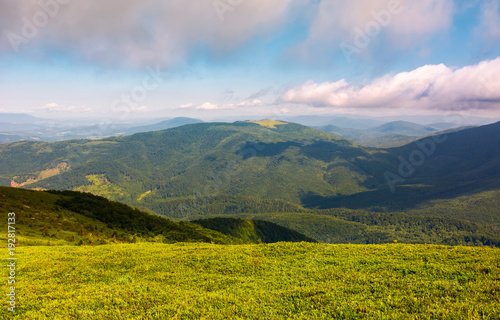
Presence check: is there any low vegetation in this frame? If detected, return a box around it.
[1,243,498,319]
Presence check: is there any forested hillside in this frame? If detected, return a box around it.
[0,187,314,246]
[0,121,391,206]
[1,120,500,247]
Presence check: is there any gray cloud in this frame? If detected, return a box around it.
[288,0,454,63]
[0,0,297,67]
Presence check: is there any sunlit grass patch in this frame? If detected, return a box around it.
[1,242,499,319]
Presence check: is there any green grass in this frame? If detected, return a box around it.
[1,242,499,319]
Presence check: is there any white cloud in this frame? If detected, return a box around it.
[236,99,263,108]
[176,103,195,109]
[389,0,454,36]
[178,99,264,111]
[41,103,93,113]
[281,58,500,111]
[475,0,500,41]
[0,0,298,67]
[129,106,149,113]
[292,0,454,61]
[0,0,458,68]
[196,102,230,110]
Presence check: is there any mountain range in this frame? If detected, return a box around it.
[0,114,203,143]
[315,120,468,147]
[1,119,499,245]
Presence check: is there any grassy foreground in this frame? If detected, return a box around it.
[1,243,499,319]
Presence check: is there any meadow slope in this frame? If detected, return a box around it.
[1,242,499,319]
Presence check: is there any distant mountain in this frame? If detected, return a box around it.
[0,113,44,123]
[372,114,497,126]
[315,120,438,147]
[287,114,497,131]
[0,117,203,143]
[287,115,383,130]
[426,122,465,131]
[312,125,361,140]
[0,132,41,144]
[367,121,438,136]
[120,117,203,135]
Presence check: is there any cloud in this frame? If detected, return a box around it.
[178,99,264,111]
[475,0,500,44]
[247,87,274,100]
[0,0,298,67]
[129,106,149,112]
[292,0,454,62]
[0,0,458,69]
[41,103,93,113]
[236,99,263,108]
[176,103,195,109]
[196,102,230,110]
[281,58,500,111]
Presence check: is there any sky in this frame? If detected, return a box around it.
[1,0,500,122]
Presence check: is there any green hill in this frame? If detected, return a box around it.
[0,121,390,206]
[189,208,500,247]
[0,186,241,245]
[159,191,500,246]
[304,121,500,211]
[1,120,500,246]
[0,187,316,246]
[191,217,317,243]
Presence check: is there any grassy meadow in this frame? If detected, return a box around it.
[1,242,499,319]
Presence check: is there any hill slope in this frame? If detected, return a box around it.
[0,187,316,246]
[0,121,392,208]
[304,121,500,211]
[1,120,500,233]
[192,217,317,243]
[0,186,240,245]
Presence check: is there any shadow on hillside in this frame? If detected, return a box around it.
[300,141,366,162]
[237,140,370,162]
[300,181,494,212]
[237,141,301,159]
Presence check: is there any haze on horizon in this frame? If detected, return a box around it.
[1,0,500,122]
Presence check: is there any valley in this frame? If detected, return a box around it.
[1,119,500,247]
[3,2,500,318]
[2,118,500,319]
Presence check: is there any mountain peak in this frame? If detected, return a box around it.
[247,119,288,129]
